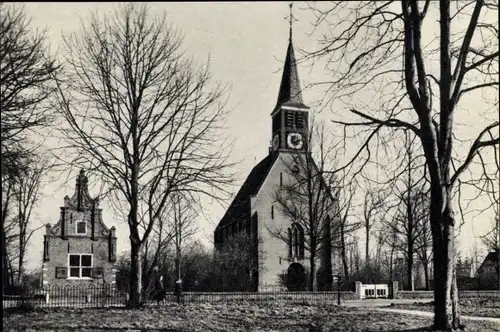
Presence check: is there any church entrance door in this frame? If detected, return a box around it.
[287,263,306,291]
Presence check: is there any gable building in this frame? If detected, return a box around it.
[42,170,117,287]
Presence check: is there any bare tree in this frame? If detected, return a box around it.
[213,231,265,291]
[415,197,433,290]
[54,4,234,307]
[0,2,59,294]
[2,177,17,289]
[305,1,498,329]
[361,187,385,267]
[383,133,429,291]
[0,3,59,177]
[381,223,401,289]
[335,173,362,288]
[10,156,51,284]
[268,121,341,291]
[168,193,198,285]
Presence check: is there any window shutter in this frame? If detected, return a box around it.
[92,267,104,279]
[43,236,49,262]
[295,112,305,129]
[55,267,67,279]
[285,111,294,127]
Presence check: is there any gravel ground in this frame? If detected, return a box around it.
[3,302,500,332]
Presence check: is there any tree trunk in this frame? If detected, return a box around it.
[341,233,349,290]
[2,233,9,293]
[17,248,24,285]
[129,240,143,308]
[423,261,430,291]
[2,182,12,294]
[497,248,500,291]
[431,198,461,330]
[365,229,370,266]
[309,254,317,291]
[407,255,414,291]
[18,224,26,285]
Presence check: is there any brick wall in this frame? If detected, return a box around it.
[43,202,116,288]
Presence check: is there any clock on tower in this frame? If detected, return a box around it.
[287,132,303,150]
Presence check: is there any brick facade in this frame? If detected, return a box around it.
[42,170,117,288]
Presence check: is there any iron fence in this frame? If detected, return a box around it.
[2,284,356,309]
[5,284,498,309]
[3,284,128,309]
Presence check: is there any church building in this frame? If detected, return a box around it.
[214,16,340,292]
[42,169,117,287]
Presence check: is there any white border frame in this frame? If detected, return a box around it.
[67,253,93,279]
[75,220,87,235]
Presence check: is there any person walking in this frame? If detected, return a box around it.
[154,274,165,305]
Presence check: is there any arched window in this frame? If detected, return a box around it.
[288,223,304,259]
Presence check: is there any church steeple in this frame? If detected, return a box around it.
[274,3,309,113]
[270,4,310,154]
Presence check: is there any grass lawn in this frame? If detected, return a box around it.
[3,303,500,332]
[389,298,500,318]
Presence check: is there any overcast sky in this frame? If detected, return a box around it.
[18,2,497,271]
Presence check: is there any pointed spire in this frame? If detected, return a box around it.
[287,3,295,42]
[274,3,309,113]
[71,168,92,210]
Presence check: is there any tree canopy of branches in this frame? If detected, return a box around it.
[1,3,59,294]
[10,156,51,285]
[213,231,265,291]
[0,3,59,178]
[361,188,385,267]
[54,4,234,307]
[139,193,198,294]
[334,170,361,288]
[305,1,498,330]
[381,133,430,291]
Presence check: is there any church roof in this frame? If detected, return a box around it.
[478,251,499,272]
[273,39,309,113]
[216,153,278,230]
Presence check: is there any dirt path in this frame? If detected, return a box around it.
[343,298,432,307]
[375,308,500,323]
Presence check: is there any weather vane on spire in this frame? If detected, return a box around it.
[285,2,298,41]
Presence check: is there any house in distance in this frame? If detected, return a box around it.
[42,169,117,287]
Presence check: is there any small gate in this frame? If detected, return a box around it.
[360,284,388,299]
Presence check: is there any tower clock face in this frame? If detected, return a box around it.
[272,134,280,151]
[287,133,303,150]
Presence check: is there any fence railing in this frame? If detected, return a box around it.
[4,284,498,309]
[3,284,356,309]
[397,289,500,299]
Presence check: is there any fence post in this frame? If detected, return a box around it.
[336,275,341,305]
[391,281,399,299]
[355,281,362,300]
[175,279,182,304]
[45,291,50,304]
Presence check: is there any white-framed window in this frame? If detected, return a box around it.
[76,221,87,235]
[68,254,93,279]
